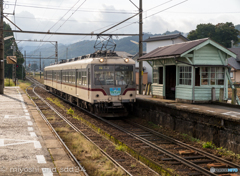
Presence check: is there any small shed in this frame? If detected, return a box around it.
[138,38,237,103]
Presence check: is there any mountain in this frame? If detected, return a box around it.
[25,30,183,67]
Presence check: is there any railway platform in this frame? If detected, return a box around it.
[136,95,240,118]
[135,95,240,153]
[0,87,82,176]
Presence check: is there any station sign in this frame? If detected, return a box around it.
[6,56,17,64]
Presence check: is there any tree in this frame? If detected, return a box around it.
[31,64,38,71]
[3,22,25,79]
[188,22,240,48]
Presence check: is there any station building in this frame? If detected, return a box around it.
[138,38,237,103]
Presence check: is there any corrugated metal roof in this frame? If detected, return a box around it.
[143,33,189,42]
[139,38,209,61]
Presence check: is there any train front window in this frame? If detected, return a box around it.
[115,65,133,86]
[94,66,114,85]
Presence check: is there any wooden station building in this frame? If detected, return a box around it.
[138,38,237,103]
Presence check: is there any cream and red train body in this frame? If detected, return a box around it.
[44,53,136,117]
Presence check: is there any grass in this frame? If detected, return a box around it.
[47,96,125,175]
[30,74,44,84]
[202,141,215,149]
[4,78,15,86]
[181,133,200,142]
[115,145,125,152]
[18,80,32,91]
[46,97,65,109]
[55,130,125,176]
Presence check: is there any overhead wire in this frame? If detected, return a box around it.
[5,3,138,14]
[30,0,88,60]
[109,0,188,33]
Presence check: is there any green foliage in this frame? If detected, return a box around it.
[4,78,15,86]
[181,133,200,142]
[115,145,125,151]
[30,63,38,71]
[67,108,74,116]
[188,22,240,48]
[4,22,25,79]
[202,141,215,149]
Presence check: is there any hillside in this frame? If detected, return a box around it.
[24,30,183,67]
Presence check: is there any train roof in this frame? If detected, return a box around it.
[44,56,135,71]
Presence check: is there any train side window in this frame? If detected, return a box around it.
[72,71,76,84]
[62,71,64,83]
[68,71,70,83]
[66,71,69,83]
[82,71,87,86]
[78,72,82,85]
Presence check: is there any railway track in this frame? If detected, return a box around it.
[26,77,157,176]
[26,85,88,176]
[26,77,240,176]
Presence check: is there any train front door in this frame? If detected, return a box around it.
[165,65,176,100]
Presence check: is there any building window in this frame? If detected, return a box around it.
[179,66,192,85]
[230,72,233,78]
[201,67,224,85]
[153,67,159,83]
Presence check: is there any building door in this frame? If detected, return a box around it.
[165,65,176,99]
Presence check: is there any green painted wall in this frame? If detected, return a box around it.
[194,44,224,65]
[176,86,193,100]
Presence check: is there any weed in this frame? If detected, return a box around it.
[67,108,74,116]
[131,164,136,167]
[46,97,65,109]
[202,141,215,149]
[181,133,188,138]
[115,145,125,151]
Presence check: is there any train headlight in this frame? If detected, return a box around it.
[99,58,104,63]
[124,58,129,63]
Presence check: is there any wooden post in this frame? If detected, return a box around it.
[219,88,224,102]
[211,87,216,101]
[231,88,237,105]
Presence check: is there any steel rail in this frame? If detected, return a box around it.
[128,121,240,168]
[25,85,88,176]
[28,77,231,175]
[32,86,133,176]
[26,78,133,176]
[47,91,217,176]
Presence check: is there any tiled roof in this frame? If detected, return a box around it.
[143,33,189,42]
[228,48,240,61]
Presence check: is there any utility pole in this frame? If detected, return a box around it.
[24,50,26,77]
[55,41,58,63]
[0,0,4,94]
[66,47,68,60]
[138,0,143,94]
[40,52,41,79]
[12,41,16,86]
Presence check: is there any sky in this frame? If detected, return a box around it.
[3,0,240,48]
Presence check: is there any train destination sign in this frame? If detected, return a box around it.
[110,87,121,96]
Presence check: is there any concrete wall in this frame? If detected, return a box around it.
[146,38,186,53]
[144,37,187,83]
[133,98,240,153]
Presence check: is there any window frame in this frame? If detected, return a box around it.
[178,66,192,86]
[200,67,225,86]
